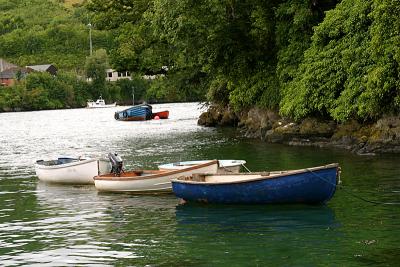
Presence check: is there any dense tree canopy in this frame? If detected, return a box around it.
[280,0,400,122]
[1,0,399,121]
[87,0,399,122]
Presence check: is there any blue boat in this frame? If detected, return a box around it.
[171,163,340,204]
[114,104,152,121]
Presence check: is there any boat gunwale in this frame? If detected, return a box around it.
[35,158,109,170]
[116,104,152,113]
[159,159,246,169]
[97,187,172,194]
[171,163,339,185]
[94,160,219,181]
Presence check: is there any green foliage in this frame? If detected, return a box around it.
[146,0,282,108]
[0,85,24,109]
[2,0,398,122]
[0,63,152,112]
[0,14,25,34]
[114,77,149,104]
[146,77,171,102]
[0,0,112,71]
[206,76,231,106]
[25,72,75,109]
[229,67,281,111]
[275,0,322,85]
[280,0,400,122]
[85,48,108,89]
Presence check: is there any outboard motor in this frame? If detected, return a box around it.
[108,152,123,176]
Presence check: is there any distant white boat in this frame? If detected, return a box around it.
[35,156,111,184]
[87,96,116,108]
[158,160,246,174]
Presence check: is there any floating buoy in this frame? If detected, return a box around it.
[154,115,160,120]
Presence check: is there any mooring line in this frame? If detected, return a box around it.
[242,164,252,173]
[306,168,400,206]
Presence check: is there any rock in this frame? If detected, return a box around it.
[219,108,237,126]
[199,104,400,154]
[299,118,336,137]
[198,111,217,127]
[198,105,238,127]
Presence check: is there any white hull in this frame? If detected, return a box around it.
[158,159,246,174]
[35,158,111,184]
[94,160,219,193]
[87,102,116,108]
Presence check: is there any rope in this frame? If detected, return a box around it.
[241,164,252,173]
[306,168,400,206]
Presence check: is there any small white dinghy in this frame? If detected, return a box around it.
[158,160,246,174]
[35,156,111,184]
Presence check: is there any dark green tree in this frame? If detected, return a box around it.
[84,48,109,97]
[280,0,400,122]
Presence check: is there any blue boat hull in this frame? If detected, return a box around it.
[171,165,339,204]
[115,104,152,121]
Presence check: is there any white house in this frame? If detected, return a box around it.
[106,69,131,82]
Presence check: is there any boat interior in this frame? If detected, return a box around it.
[177,171,293,183]
[36,157,80,166]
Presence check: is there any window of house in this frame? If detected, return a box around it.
[108,72,112,78]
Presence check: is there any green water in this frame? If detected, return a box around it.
[0,103,399,266]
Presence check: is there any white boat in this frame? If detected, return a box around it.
[35,157,111,184]
[87,96,116,108]
[94,160,219,193]
[158,159,246,174]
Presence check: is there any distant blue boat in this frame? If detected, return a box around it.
[171,163,340,204]
[114,104,152,121]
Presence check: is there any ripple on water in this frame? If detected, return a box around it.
[1,103,400,266]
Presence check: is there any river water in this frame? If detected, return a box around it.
[0,102,399,266]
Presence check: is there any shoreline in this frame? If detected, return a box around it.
[198,105,400,155]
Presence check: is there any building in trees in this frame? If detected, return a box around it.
[106,69,131,82]
[0,67,31,86]
[0,58,17,72]
[26,64,58,76]
[0,60,58,86]
[0,59,32,87]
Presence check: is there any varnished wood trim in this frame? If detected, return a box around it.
[94,160,219,181]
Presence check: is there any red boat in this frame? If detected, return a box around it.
[152,110,169,119]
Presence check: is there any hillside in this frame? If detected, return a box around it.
[0,0,112,72]
[63,0,83,8]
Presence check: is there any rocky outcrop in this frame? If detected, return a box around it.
[198,105,239,127]
[198,105,400,155]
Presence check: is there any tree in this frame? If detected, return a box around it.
[84,48,109,97]
[280,0,400,122]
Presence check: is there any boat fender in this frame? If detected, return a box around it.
[122,111,128,118]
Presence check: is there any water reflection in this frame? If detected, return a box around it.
[25,182,181,266]
[1,102,399,266]
[175,203,338,231]
[174,203,342,266]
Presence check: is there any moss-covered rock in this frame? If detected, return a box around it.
[199,105,400,154]
[198,105,239,127]
[299,118,336,137]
